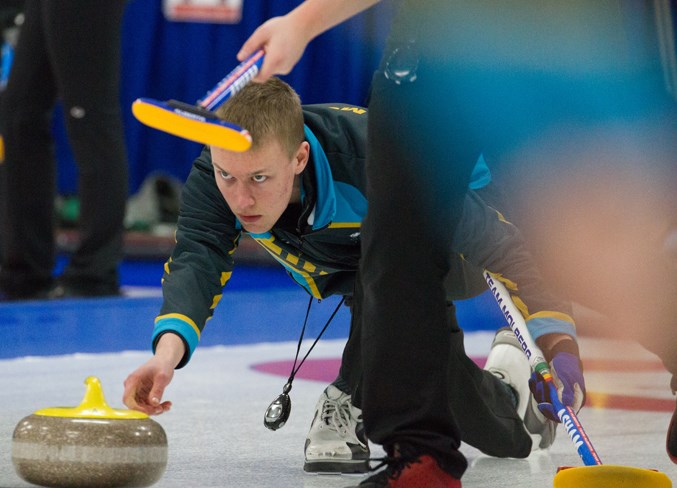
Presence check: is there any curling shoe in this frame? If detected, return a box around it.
[485,327,557,450]
[346,444,462,488]
[304,385,369,473]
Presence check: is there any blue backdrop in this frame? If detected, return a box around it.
[56,0,394,195]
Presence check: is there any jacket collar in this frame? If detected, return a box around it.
[302,125,335,230]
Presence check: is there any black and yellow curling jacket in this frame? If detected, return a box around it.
[154,104,576,368]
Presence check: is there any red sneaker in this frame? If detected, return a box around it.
[350,453,461,488]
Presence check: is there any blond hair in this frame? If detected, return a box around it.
[215,77,304,157]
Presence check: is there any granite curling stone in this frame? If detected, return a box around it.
[12,376,168,488]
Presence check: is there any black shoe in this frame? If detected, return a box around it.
[0,281,54,302]
[48,278,121,299]
[669,396,676,464]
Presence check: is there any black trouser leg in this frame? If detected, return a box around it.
[336,296,362,403]
[341,291,532,458]
[0,0,57,294]
[43,0,128,289]
[358,61,481,478]
[446,325,532,458]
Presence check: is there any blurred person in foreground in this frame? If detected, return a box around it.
[235,1,677,483]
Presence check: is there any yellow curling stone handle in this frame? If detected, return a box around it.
[34,376,148,419]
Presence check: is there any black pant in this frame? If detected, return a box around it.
[0,0,127,293]
[338,298,532,460]
[356,63,479,477]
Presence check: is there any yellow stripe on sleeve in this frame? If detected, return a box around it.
[210,294,222,309]
[155,313,201,339]
[527,310,576,325]
[220,272,231,287]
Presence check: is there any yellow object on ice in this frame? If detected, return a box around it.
[132,98,252,152]
[554,465,672,488]
[34,376,148,419]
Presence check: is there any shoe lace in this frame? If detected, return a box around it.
[368,445,423,481]
[321,396,353,436]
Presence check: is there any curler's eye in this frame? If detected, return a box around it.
[217,170,232,181]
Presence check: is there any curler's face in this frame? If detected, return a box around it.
[212,139,309,234]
